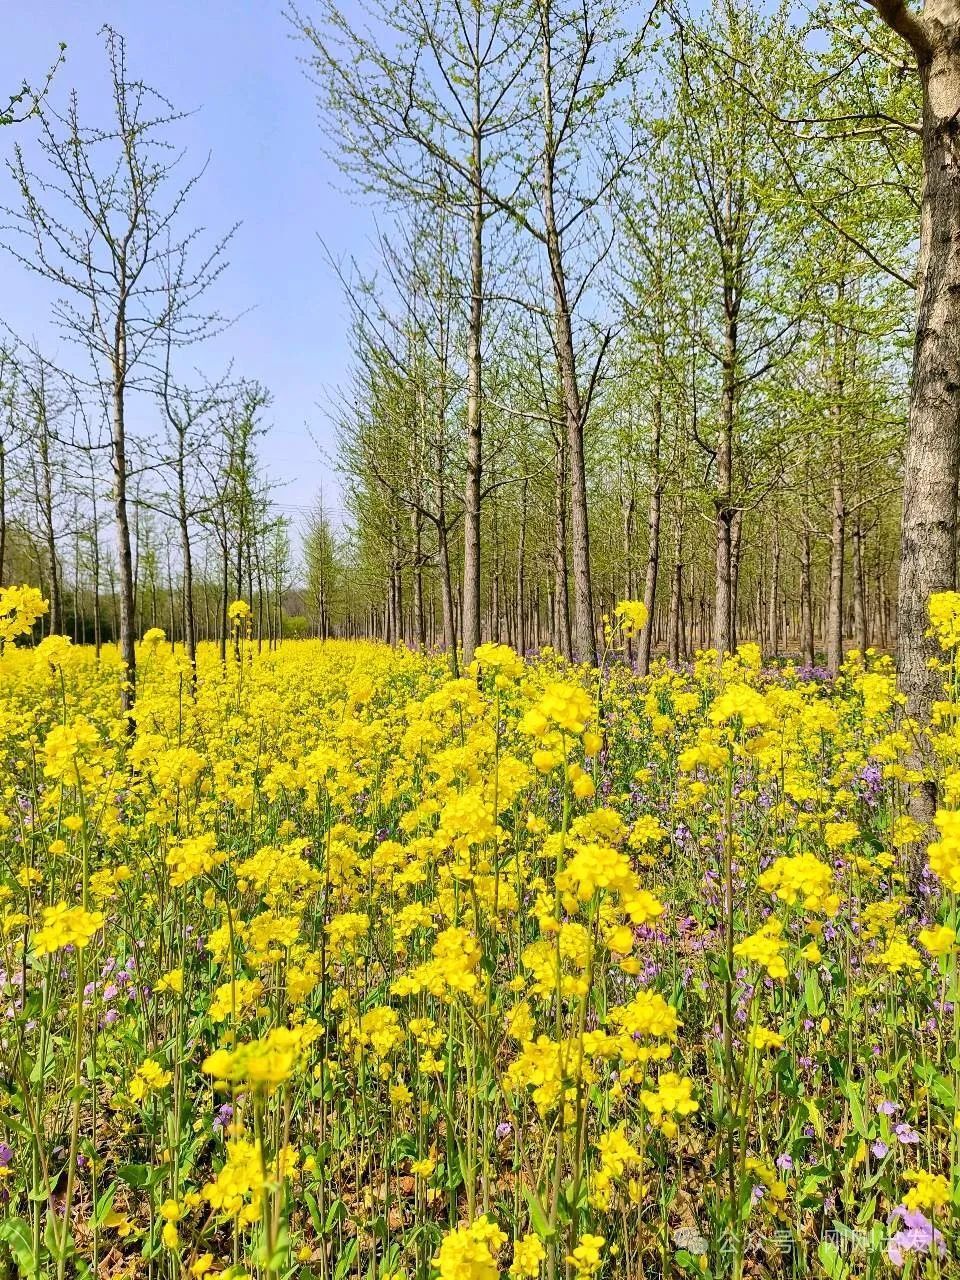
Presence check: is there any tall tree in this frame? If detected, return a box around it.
[4,27,230,716]
[291,0,533,664]
[849,0,960,731]
[674,0,799,654]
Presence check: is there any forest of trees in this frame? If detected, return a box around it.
[293,0,922,682]
[1,0,956,712]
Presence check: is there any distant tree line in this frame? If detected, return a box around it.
[288,0,919,689]
[4,0,960,749]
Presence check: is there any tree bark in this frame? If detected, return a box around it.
[853,519,868,652]
[894,24,960,732]
[767,533,780,660]
[516,477,528,654]
[38,427,61,636]
[438,521,459,675]
[826,436,846,675]
[800,527,815,668]
[540,10,596,665]
[638,388,663,676]
[112,359,137,717]
[461,34,484,667]
[667,559,683,666]
[713,290,737,654]
[0,441,6,589]
[552,432,572,661]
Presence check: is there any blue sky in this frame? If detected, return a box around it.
[0,2,375,525]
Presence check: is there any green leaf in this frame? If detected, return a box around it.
[804,972,825,1017]
[332,1238,358,1280]
[913,1063,957,1109]
[94,1184,117,1227]
[817,1239,850,1280]
[304,1188,323,1236]
[0,1217,38,1277]
[522,1188,553,1241]
[324,1197,348,1232]
[116,1162,151,1188]
[840,1080,868,1138]
[804,1096,825,1139]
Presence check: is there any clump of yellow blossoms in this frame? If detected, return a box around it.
[520,681,594,737]
[129,1058,172,1101]
[0,583,47,644]
[928,809,960,892]
[435,1215,507,1280]
[32,902,105,955]
[734,918,788,979]
[202,1023,320,1091]
[615,600,649,635]
[758,852,840,915]
[928,590,960,650]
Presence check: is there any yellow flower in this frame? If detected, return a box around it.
[129,1059,172,1102]
[903,1170,951,1213]
[435,1215,507,1280]
[747,1026,785,1052]
[639,1073,699,1126]
[156,968,185,995]
[918,924,957,957]
[928,591,960,649]
[615,600,649,636]
[758,852,839,916]
[166,833,224,888]
[745,1157,787,1202]
[0,584,48,644]
[32,902,105,956]
[510,1233,546,1278]
[520,682,594,737]
[709,683,770,729]
[869,936,922,975]
[472,642,524,680]
[929,809,960,892]
[734,919,788,980]
[202,1024,320,1093]
[566,1234,605,1278]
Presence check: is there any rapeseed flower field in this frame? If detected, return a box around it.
[0,588,958,1278]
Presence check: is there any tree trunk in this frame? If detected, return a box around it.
[730,507,743,652]
[800,527,815,668]
[638,479,661,675]
[826,352,846,674]
[540,15,596,665]
[412,510,426,651]
[516,478,528,654]
[112,370,137,717]
[552,433,572,661]
[91,520,102,658]
[767,533,780,661]
[179,490,197,683]
[853,518,868,653]
[0,441,5,587]
[713,285,738,655]
[622,487,636,663]
[667,559,682,666]
[438,521,459,676]
[219,539,229,664]
[461,64,484,667]
[896,31,960,733]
